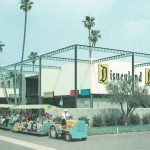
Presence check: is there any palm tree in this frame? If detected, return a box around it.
[28,52,38,71]
[20,0,33,103]
[89,30,101,47]
[82,16,95,58]
[20,0,33,69]
[0,42,9,104]
[0,41,5,53]
[7,72,15,101]
[7,71,20,105]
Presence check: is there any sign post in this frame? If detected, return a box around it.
[60,96,63,108]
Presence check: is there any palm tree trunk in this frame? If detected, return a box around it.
[21,11,27,71]
[89,29,93,107]
[89,29,91,47]
[33,64,34,72]
[20,11,27,104]
[89,29,91,58]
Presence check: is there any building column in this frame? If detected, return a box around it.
[74,45,77,108]
[38,56,42,104]
[14,65,17,105]
[132,53,134,95]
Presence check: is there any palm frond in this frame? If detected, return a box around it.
[20,0,33,12]
[82,16,95,30]
[28,51,38,65]
[90,29,101,47]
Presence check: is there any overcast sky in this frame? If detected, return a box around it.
[0,0,150,66]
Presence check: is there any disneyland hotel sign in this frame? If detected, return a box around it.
[98,64,145,84]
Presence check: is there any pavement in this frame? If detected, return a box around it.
[0,129,150,150]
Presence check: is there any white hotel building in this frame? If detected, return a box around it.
[0,45,150,108]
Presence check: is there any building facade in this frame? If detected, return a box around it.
[1,45,150,108]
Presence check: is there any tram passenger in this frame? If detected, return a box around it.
[2,116,9,127]
[37,114,43,123]
[26,117,34,131]
[0,116,3,125]
[36,114,43,132]
[47,114,53,121]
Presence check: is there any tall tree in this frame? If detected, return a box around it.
[89,30,101,47]
[82,16,95,58]
[20,0,33,69]
[28,52,38,71]
[0,42,9,104]
[7,71,20,105]
[7,72,16,103]
[20,0,33,103]
[106,79,150,125]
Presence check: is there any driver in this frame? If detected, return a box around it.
[61,109,70,129]
[61,109,70,120]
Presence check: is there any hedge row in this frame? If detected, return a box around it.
[92,113,150,127]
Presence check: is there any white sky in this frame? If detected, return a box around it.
[0,0,150,66]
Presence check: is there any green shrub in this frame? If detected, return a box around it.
[129,114,140,125]
[92,112,124,127]
[142,114,150,124]
[116,115,124,125]
[105,113,116,126]
[92,114,104,127]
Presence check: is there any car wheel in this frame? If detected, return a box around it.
[50,127,57,139]
[82,138,87,141]
[65,133,72,141]
[48,129,51,138]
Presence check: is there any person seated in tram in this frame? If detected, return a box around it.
[0,116,3,125]
[37,114,43,123]
[26,117,34,131]
[36,114,43,132]
[12,113,18,123]
[47,114,53,121]
[25,113,29,122]
[2,114,10,127]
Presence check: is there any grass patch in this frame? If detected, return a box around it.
[88,124,150,135]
